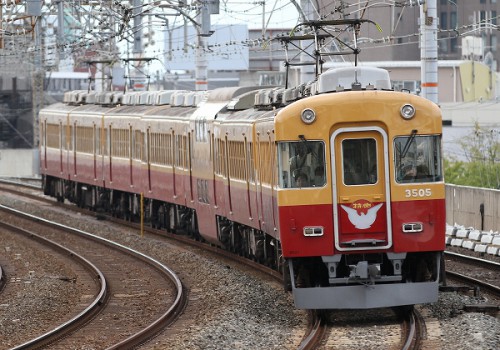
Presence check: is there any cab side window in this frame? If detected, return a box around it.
[278,141,326,188]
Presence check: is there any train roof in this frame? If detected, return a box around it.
[56,66,394,114]
[106,104,162,116]
[143,105,198,119]
[206,86,262,103]
[67,103,116,114]
[217,107,276,123]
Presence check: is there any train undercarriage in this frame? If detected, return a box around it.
[287,250,441,288]
[286,248,443,309]
[42,175,284,272]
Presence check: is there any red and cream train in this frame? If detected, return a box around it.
[39,65,445,309]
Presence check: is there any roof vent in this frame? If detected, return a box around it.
[254,89,270,107]
[123,92,138,105]
[271,87,284,106]
[284,87,298,103]
[85,92,97,104]
[146,92,158,105]
[112,92,124,105]
[171,91,189,106]
[156,90,175,105]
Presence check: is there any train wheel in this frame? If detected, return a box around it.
[167,204,177,233]
[439,252,447,286]
[393,304,414,318]
[282,260,292,292]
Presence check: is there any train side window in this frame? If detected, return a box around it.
[277,141,325,189]
[342,138,377,186]
[394,135,443,183]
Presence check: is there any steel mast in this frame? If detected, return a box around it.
[420,0,439,104]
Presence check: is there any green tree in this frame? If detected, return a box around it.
[444,122,500,189]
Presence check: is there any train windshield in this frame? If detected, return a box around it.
[277,141,326,188]
[394,135,443,183]
[342,138,378,185]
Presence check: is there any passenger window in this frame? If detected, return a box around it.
[342,138,377,185]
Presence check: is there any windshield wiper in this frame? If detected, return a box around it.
[401,129,417,158]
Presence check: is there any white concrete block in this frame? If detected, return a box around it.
[456,228,469,238]
[474,244,488,253]
[492,236,500,245]
[461,240,476,250]
[480,234,494,244]
[451,238,463,247]
[486,246,499,256]
[446,225,456,237]
[468,229,483,241]
[445,236,453,245]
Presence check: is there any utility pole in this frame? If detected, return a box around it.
[56,0,64,60]
[133,0,143,55]
[195,1,209,91]
[195,0,217,91]
[30,0,44,176]
[130,0,143,90]
[420,0,439,104]
[300,0,315,84]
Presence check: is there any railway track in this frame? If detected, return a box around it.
[298,307,425,350]
[0,217,107,349]
[0,204,186,349]
[0,179,308,349]
[443,251,500,311]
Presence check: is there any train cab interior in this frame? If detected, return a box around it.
[278,141,326,189]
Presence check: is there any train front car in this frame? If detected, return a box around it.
[276,66,445,309]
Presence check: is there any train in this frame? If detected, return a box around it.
[39,65,445,309]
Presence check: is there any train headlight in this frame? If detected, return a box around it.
[400,104,416,120]
[301,108,316,124]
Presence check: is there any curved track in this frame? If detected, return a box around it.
[0,217,107,349]
[0,204,186,349]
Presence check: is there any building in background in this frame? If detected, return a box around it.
[155,1,498,102]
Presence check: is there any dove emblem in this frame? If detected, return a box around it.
[341,203,383,229]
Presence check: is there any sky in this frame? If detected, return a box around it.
[137,0,303,75]
[209,0,302,30]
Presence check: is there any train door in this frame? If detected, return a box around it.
[59,121,63,174]
[73,121,77,176]
[147,128,151,192]
[41,120,46,169]
[129,125,133,187]
[331,127,392,252]
[108,125,113,183]
[93,123,97,180]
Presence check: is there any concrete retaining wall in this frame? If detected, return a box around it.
[445,184,500,231]
[0,149,39,177]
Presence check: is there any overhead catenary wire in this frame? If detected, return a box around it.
[1,2,499,75]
